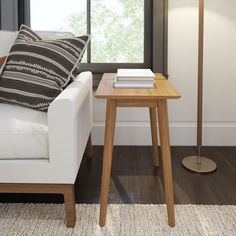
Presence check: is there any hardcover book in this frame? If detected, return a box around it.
[116,69,155,81]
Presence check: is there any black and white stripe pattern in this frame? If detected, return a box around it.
[0,25,90,111]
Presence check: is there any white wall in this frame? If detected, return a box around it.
[92,0,236,146]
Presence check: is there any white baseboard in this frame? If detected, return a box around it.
[92,121,236,146]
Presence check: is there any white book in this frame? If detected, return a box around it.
[113,82,154,88]
[117,69,155,81]
[117,78,154,82]
[114,76,154,84]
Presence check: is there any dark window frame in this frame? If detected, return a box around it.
[18,0,30,29]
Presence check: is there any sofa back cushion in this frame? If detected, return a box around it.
[0,25,89,111]
[0,30,74,56]
[36,31,74,40]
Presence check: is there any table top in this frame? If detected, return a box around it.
[95,73,181,100]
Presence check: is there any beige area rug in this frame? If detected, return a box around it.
[0,204,235,236]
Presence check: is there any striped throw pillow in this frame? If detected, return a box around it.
[0,25,90,111]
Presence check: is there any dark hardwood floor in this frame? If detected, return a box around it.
[0,146,235,205]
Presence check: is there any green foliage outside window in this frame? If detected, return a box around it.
[68,0,144,63]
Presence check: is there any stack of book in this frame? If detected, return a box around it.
[113,69,155,88]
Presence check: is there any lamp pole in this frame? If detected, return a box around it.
[182,0,217,173]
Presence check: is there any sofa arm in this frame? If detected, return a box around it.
[48,72,92,182]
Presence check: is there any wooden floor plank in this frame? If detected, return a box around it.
[0,146,235,205]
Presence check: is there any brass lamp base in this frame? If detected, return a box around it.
[182,156,217,173]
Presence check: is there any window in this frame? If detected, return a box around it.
[29,0,152,72]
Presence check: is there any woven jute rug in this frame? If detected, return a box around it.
[0,204,235,236]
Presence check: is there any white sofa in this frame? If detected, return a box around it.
[0,30,93,227]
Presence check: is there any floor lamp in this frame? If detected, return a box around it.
[182,0,217,173]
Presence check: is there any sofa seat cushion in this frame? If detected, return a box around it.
[0,103,48,160]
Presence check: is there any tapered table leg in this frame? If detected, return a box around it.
[99,99,117,226]
[149,107,159,167]
[157,99,175,227]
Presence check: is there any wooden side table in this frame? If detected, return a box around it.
[95,73,181,227]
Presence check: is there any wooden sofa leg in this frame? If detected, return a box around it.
[0,183,76,228]
[86,133,93,157]
[63,184,76,228]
